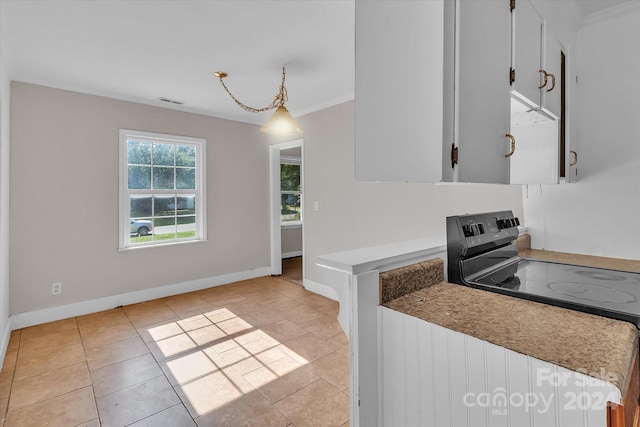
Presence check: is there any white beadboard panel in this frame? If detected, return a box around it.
[448,329,470,427]
[484,342,510,427]
[506,350,533,426]
[403,316,420,427]
[465,334,489,427]
[382,306,405,426]
[416,315,436,426]
[432,323,453,426]
[530,357,560,427]
[380,308,619,427]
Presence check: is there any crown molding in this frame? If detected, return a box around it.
[580,0,640,28]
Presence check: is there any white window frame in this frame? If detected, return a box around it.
[280,155,302,227]
[119,129,206,250]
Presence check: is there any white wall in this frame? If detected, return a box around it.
[10,82,271,315]
[300,101,524,285]
[522,4,640,259]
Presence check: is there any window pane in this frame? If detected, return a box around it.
[154,217,177,241]
[153,167,174,189]
[176,145,196,167]
[153,143,175,166]
[154,195,176,216]
[281,164,300,191]
[121,131,204,248]
[128,166,151,189]
[281,193,301,222]
[177,215,196,238]
[176,196,195,215]
[128,140,151,165]
[176,168,195,189]
[177,215,195,224]
[130,195,152,218]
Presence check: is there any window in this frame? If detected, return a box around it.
[119,129,206,249]
[280,157,301,225]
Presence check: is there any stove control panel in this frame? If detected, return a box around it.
[447,211,520,259]
[497,218,520,230]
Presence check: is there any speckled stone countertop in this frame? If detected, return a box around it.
[379,258,444,304]
[522,249,640,273]
[385,281,638,391]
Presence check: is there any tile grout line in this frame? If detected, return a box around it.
[2,273,349,426]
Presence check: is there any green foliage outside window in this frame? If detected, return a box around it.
[281,163,301,222]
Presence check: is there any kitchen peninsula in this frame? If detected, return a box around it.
[317,235,640,427]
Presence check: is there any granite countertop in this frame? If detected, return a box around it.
[381,236,640,391]
[385,281,638,391]
[522,248,640,273]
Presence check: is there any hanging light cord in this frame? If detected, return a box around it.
[216,67,288,113]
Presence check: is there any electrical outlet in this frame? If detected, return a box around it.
[52,282,62,295]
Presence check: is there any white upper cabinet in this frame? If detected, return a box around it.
[354,0,573,185]
[509,98,559,184]
[511,0,544,110]
[454,0,512,184]
[541,35,563,119]
[354,0,445,183]
[511,0,561,119]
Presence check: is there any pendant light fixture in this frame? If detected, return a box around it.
[214,67,303,137]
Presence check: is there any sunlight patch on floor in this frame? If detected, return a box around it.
[145,308,310,416]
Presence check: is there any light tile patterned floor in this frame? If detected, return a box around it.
[0,259,350,426]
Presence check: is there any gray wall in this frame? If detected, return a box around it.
[10,82,270,315]
[300,101,524,285]
[281,226,302,257]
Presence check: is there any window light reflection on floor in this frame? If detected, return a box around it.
[145,308,311,417]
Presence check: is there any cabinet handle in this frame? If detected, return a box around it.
[505,134,516,158]
[546,73,556,92]
[450,143,458,168]
[570,150,578,166]
[538,70,549,89]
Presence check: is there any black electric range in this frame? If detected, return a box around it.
[447,211,640,328]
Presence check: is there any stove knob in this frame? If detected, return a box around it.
[514,217,520,226]
[497,219,508,229]
[462,225,474,237]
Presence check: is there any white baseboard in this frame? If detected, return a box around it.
[282,251,302,259]
[0,321,11,370]
[10,266,271,330]
[303,278,338,301]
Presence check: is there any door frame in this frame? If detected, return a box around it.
[269,139,304,276]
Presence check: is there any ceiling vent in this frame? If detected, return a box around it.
[158,97,184,105]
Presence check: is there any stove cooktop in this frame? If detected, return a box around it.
[470,258,640,327]
[447,211,640,328]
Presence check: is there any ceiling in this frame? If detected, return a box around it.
[1,0,634,126]
[1,0,355,125]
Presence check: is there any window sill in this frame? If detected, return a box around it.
[281,222,302,229]
[118,238,209,252]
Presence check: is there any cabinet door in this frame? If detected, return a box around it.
[511,0,543,107]
[456,0,511,183]
[540,34,562,119]
[509,98,559,184]
[354,0,445,182]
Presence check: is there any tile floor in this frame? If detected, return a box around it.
[0,258,350,426]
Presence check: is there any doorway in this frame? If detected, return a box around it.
[269,139,303,278]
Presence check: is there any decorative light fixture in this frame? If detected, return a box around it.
[214,67,304,136]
